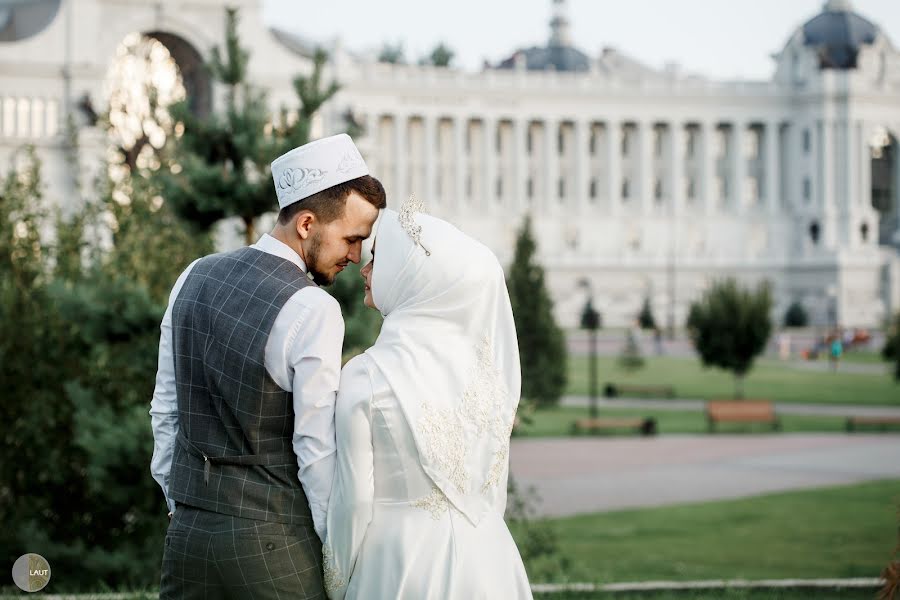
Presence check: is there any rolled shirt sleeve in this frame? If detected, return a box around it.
[274,288,344,541]
[149,259,199,515]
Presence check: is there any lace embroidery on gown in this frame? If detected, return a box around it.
[415,336,515,515]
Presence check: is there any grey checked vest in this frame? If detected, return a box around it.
[168,246,316,525]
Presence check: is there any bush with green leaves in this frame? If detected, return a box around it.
[686,278,773,399]
[507,216,567,408]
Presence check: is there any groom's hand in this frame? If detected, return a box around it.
[167,511,174,522]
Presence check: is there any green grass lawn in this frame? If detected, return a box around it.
[532,590,880,600]
[514,406,852,437]
[511,479,899,585]
[567,356,900,406]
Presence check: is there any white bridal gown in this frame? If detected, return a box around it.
[322,353,533,600]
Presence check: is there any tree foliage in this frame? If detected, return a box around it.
[686,278,773,398]
[156,8,339,244]
[507,216,567,407]
[784,301,809,328]
[883,311,900,381]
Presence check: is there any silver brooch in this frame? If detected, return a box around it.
[399,195,431,256]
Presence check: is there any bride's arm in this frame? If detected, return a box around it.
[323,354,375,600]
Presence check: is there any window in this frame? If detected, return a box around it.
[686,178,696,201]
[686,130,696,158]
[558,177,565,199]
[803,177,811,202]
[466,175,472,197]
[496,177,503,198]
[496,128,502,153]
[558,130,565,155]
[861,222,869,242]
[621,130,630,156]
[466,126,472,152]
[527,178,533,199]
[654,178,663,202]
[589,130,597,155]
[745,176,758,202]
[622,178,630,200]
[802,129,810,154]
[589,178,597,200]
[654,129,664,157]
[526,129,533,154]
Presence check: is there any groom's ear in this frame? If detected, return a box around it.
[295,211,316,240]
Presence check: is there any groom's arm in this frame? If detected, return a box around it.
[282,289,344,541]
[149,259,198,518]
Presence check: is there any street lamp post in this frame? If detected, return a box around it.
[579,279,601,418]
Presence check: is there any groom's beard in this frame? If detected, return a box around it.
[306,231,336,287]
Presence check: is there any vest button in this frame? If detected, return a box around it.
[266,542,275,551]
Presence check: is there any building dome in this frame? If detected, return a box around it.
[800,0,880,69]
[496,0,590,72]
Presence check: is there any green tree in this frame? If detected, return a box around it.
[378,41,406,64]
[784,301,809,328]
[157,8,339,245]
[0,148,190,590]
[424,42,454,67]
[638,296,656,330]
[883,310,900,381]
[507,216,567,407]
[686,278,773,399]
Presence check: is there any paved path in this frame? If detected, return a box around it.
[561,395,900,418]
[508,433,900,517]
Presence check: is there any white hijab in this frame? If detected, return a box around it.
[363,207,521,526]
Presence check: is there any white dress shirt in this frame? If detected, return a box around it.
[149,234,343,540]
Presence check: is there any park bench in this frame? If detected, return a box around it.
[845,416,900,432]
[603,383,676,399]
[571,417,657,436]
[706,400,780,432]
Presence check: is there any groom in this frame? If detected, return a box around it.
[150,133,384,599]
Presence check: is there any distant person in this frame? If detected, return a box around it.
[777,330,791,361]
[830,336,843,371]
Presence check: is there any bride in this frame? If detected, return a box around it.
[322,198,533,599]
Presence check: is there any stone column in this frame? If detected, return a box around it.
[637,120,653,215]
[765,120,780,215]
[700,121,716,215]
[423,114,437,205]
[543,118,559,212]
[393,112,407,203]
[670,122,685,215]
[606,120,621,215]
[574,119,588,213]
[513,118,528,213]
[454,116,466,212]
[483,116,497,213]
[732,121,745,213]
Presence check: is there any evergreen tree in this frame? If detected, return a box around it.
[507,216,567,407]
[157,8,339,245]
[784,301,809,328]
[638,296,656,330]
[686,278,773,399]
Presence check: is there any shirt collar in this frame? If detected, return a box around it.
[252,233,309,275]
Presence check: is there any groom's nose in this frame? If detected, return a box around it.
[347,241,362,264]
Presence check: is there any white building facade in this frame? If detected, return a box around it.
[2,0,900,328]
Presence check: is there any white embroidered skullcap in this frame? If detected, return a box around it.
[271,133,369,209]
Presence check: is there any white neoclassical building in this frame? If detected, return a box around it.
[2,0,900,329]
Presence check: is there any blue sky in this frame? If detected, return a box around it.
[262,0,900,80]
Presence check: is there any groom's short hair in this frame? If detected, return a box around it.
[277,175,386,225]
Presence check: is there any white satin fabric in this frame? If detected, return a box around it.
[323,209,532,599]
